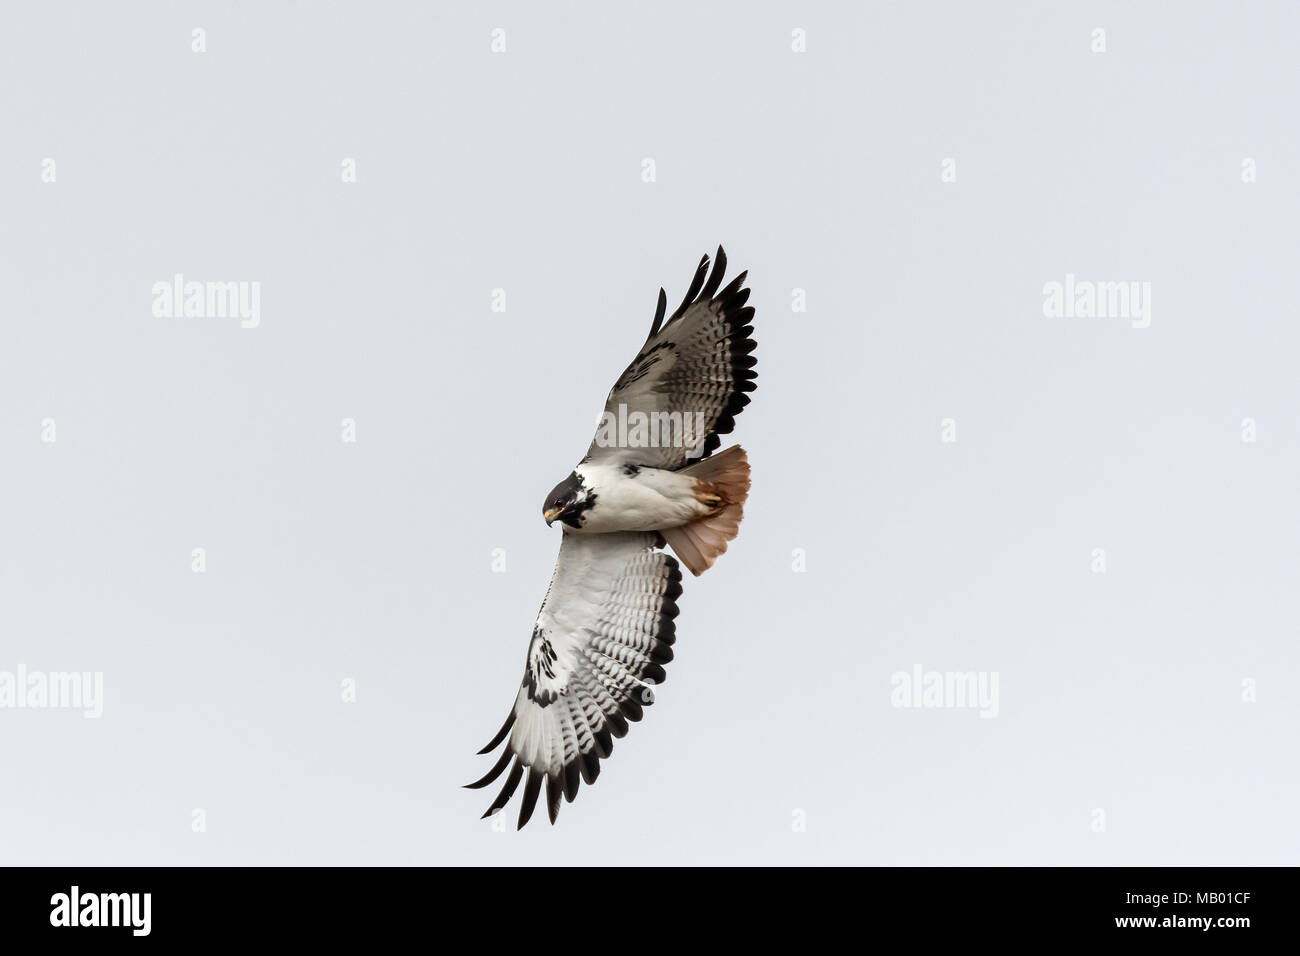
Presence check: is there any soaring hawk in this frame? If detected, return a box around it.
[467,247,757,828]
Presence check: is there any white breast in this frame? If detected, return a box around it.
[573,463,708,533]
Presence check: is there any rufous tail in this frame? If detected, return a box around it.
[660,445,750,576]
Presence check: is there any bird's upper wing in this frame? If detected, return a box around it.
[584,246,757,469]
[467,530,682,828]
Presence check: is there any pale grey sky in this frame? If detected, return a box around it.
[1,1,1296,864]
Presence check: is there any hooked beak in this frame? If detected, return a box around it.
[543,507,562,527]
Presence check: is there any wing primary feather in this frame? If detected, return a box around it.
[564,760,580,802]
[546,773,563,825]
[482,758,524,819]
[699,245,727,300]
[672,253,710,321]
[720,270,748,299]
[580,749,601,785]
[620,695,644,722]
[476,711,516,755]
[605,708,629,739]
[464,747,513,789]
[647,287,668,339]
[517,769,544,830]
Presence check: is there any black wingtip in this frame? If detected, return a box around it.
[619,695,644,722]
[606,708,629,739]
[671,253,711,322]
[647,287,668,339]
[579,749,599,785]
[464,747,513,790]
[517,768,543,830]
[700,245,727,300]
[563,760,580,802]
[546,774,562,825]
[476,711,516,755]
[482,758,524,819]
[642,662,667,685]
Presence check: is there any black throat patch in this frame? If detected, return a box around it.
[561,486,597,528]
[546,471,598,529]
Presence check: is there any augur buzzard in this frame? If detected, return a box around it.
[467,247,757,828]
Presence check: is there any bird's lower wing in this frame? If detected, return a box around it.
[467,530,682,829]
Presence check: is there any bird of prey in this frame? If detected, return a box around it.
[467,246,757,828]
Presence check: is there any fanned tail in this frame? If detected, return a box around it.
[660,445,750,576]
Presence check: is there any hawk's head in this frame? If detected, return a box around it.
[542,471,597,529]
